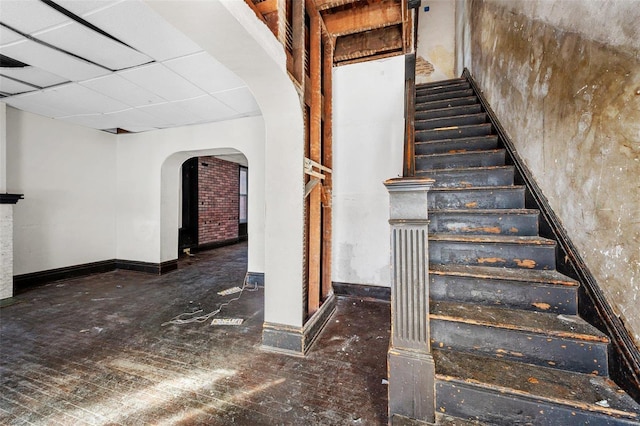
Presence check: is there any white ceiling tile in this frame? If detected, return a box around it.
[137,102,203,127]
[82,0,201,62]
[0,25,24,47]
[119,63,204,101]
[0,0,70,34]
[0,39,109,81]
[106,108,164,129]
[3,91,71,118]
[0,75,37,95]
[81,74,164,107]
[53,0,123,17]
[174,95,240,122]
[23,84,129,117]
[213,87,261,115]
[35,22,152,70]
[164,52,246,94]
[57,113,118,130]
[0,66,68,88]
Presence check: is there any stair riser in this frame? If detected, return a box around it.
[436,382,638,426]
[431,321,609,375]
[416,82,470,95]
[416,104,482,120]
[418,167,514,188]
[430,274,577,314]
[429,239,556,270]
[415,114,487,131]
[416,96,478,112]
[416,150,505,170]
[428,188,525,210]
[417,89,474,103]
[429,212,538,236]
[415,136,498,155]
[416,124,493,141]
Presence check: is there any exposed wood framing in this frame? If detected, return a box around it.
[307,7,323,316]
[255,0,278,15]
[333,25,403,63]
[291,0,306,85]
[314,0,361,11]
[321,34,333,300]
[322,0,402,37]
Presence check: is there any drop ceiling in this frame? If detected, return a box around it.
[0,0,261,133]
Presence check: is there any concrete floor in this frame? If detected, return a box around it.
[0,243,391,425]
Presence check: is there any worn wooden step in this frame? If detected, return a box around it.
[414,135,499,156]
[416,123,493,142]
[416,81,470,95]
[416,113,488,131]
[430,264,578,314]
[416,149,505,170]
[431,301,609,375]
[429,234,557,270]
[416,96,478,111]
[428,209,539,236]
[416,78,467,90]
[428,186,525,210]
[417,166,514,188]
[417,89,475,103]
[434,350,640,425]
[416,104,482,121]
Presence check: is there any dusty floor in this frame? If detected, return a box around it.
[0,243,391,425]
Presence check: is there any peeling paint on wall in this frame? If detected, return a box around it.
[468,0,640,347]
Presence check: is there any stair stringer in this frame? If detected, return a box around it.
[462,68,640,404]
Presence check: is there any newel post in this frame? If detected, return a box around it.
[384,177,435,424]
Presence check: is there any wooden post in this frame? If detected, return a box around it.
[307,8,323,316]
[291,0,305,85]
[384,177,435,424]
[321,34,333,300]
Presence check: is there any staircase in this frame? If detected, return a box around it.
[412,77,640,424]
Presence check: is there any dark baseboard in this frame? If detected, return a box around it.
[14,258,178,294]
[464,68,640,403]
[13,259,117,294]
[115,259,178,275]
[195,237,242,252]
[262,294,337,356]
[332,282,391,302]
[246,272,264,287]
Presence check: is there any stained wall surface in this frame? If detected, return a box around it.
[465,0,640,345]
[415,0,456,84]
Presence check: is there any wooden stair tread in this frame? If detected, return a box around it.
[433,349,640,419]
[429,208,538,215]
[430,185,522,191]
[416,123,492,132]
[415,135,498,145]
[431,301,608,342]
[416,112,487,124]
[430,264,578,286]
[416,78,467,89]
[416,149,504,159]
[428,233,555,245]
[421,165,512,173]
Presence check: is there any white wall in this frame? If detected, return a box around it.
[332,55,405,287]
[116,116,265,275]
[416,0,457,83]
[6,107,117,275]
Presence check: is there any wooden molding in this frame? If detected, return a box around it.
[334,25,403,63]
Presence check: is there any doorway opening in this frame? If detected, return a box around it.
[178,155,249,256]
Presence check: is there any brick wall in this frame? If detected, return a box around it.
[198,156,239,246]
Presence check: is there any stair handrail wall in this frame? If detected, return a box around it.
[462,68,640,402]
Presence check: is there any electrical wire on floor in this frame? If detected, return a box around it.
[161,272,259,327]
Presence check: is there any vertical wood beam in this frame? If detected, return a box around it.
[307,9,323,316]
[291,0,305,84]
[321,34,333,300]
